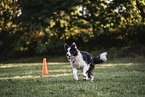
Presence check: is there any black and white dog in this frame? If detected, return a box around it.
[64,42,107,81]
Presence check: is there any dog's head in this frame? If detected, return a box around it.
[64,42,78,59]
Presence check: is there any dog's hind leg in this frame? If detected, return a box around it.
[82,63,90,77]
[86,71,94,81]
[87,63,95,81]
[83,64,91,80]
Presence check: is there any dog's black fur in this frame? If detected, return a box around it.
[64,42,107,81]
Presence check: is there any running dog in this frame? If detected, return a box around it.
[64,42,107,81]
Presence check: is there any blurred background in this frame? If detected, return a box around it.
[0,0,145,62]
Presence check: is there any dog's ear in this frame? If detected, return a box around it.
[64,43,69,51]
[71,42,77,49]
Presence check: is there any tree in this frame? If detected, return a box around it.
[136,0,145,22]
[17,0,144,37]
[0,0,20,57]
[1,0,144,59]
[16,0,79,30]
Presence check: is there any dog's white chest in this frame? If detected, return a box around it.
[71,52,87,69]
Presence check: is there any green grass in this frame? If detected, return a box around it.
[0,62,145,97]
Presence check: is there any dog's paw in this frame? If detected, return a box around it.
[90,75,94,81]
[82,73,87,77]
[83,77,90,80]
[74,76,78,81]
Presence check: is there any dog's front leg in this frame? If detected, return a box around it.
[72,68,78,81]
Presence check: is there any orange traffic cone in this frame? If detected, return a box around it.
[42,58,50,75]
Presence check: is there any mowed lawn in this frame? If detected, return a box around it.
[0,62,145,97]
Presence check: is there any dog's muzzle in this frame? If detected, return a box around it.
[66,54,74,60]
[66,54,71,59]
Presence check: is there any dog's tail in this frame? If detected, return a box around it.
[93,52,107,64]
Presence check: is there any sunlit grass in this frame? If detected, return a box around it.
[0,62,145,97]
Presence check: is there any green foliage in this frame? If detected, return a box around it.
[0,0,145,59]
[0,0,22,58]
[16,0,79,29]
[17,0,144,34]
